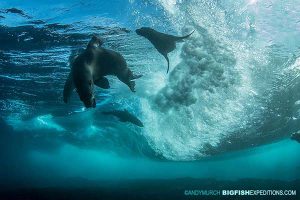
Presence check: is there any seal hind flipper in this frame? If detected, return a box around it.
[128,80,136,92]
[63,72,74,103]
[131,74,143,80]
[117,71,138,92]
[173,30,195,42]
[94,77,110,89]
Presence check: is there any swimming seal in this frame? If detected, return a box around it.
[102,109,144,127]
[291,131,300,143]
[136,27,194,73]
[63,36,142,108]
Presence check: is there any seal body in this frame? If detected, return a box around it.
[63,36,141,108]
[291,131,300,143]
[102,109,144,127]
[136,27,194,73]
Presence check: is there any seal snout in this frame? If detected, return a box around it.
[83,97,96,108]
[135,27,148,36]
[87,35,104,49]
[135,28,142,35]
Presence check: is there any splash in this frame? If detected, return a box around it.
[137,0,300,160]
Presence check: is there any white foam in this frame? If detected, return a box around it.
[9,114,65,132]
[137,0,268,160]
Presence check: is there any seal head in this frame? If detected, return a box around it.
[87,35,104,49]
[135,27,153,37]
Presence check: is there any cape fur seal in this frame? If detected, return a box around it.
[63,36,142,108]
[291,131,300,143]
[102,109,144,127]
[136,27,194,73]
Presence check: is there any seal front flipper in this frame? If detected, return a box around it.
[94,77,110,89]
[162,53,170,74]
[63,72,74,103]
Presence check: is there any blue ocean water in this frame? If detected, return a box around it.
[0,0,300,190]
